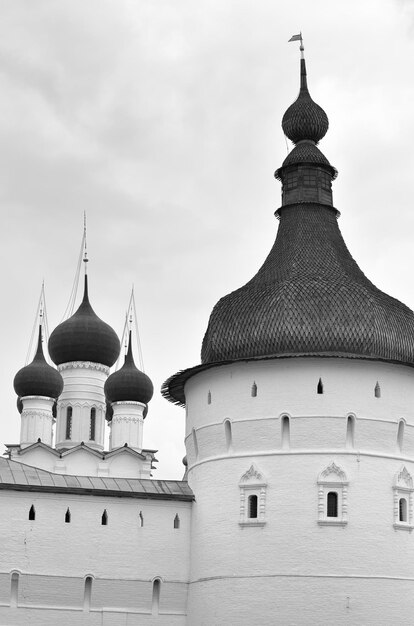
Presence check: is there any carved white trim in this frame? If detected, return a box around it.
[20,395,55,401]
[58,362,109,374]
[112,401,145,407]
[317,462,348,527]
[239,464,267,527]
[21,409,53,420]
[393,466,414,531]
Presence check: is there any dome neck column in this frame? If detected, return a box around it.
[109,401,145,451]
[20,395,55,448]
[55,361,108,451]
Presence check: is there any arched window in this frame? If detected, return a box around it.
[10,572,19,608]
[346,415,355,448]
[317,463,348,526]
[248,495,258,519]
[139,511,144,527]
[65,508,71,523]
[327,492,338,518]
[101,509,108,526]
[207,390,211,405]
[152,578,161,615]
[281,415,290,449]
[29,505,35,521]
[89,408,96,441]
[84,576,92,611]
[251,382,257,397]
[66,406,72,440]
[374,382,381,398]
[174,514,180,529]
[399,498,408,522]
[393,467,414,529]
[224,419,232,452]
[317,378,324,394]
[397,420,405,453]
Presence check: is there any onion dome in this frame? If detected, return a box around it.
[104,331,153,405]
[282,58,328,144]
[162,50,414,406]
[49,275,120,367]
[14,326,63,399]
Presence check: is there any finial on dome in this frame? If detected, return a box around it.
[282,35,329,145]
[83,211,89,272]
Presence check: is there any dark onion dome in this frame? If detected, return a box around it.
[282,58,328,145]
[14,327,63,399]
[104,331,153,405]
[49,275,120,367]
[17,397,23,414]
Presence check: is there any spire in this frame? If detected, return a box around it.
[282,39,329,145]
[83,211,88,273]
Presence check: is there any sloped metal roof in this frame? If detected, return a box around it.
[0,457,193,501]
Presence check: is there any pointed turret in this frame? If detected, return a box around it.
[162,44,414,405]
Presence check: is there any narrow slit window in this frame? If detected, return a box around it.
[375,382,381,398]
[251,382,257,397]
[207,390,211,405]
[224,420,232,451]
[248,494,258,519]
[281,415,290,449]
[317,378,324,394]
[84,576,92,611]
[346,416,355,448]
[173,514,180,529]
[192,428,199,460]
[399,498,408,522]
[29,505,35,521]
[152,579,161,615]
[139,511,144,527]
[66,406,72,440]
[101,509,108,526]
[65,508,71,523]
[89,408,96,441]
[10,572,19,608]
[327,492,338,518]
[397,420,405,452]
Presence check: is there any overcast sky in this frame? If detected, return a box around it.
[1,0,414,478]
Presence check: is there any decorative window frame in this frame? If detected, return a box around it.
[393,466,414,532]
[239,463,267,527]
[317,462,348,527]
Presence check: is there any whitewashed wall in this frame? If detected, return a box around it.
[184,357,414,625]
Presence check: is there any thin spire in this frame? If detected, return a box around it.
[61,216,88,321]
[25,282,51,365]
[115,287,145,372]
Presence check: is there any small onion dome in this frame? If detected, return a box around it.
[49,275,120,367]
[282,58,328,145]
[105,400,114,422]
[14,326,63,399]
[104,331,153,405]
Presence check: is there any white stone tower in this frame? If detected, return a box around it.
[163,42,414,624]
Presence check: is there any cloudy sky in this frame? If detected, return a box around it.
[1,0,414,478]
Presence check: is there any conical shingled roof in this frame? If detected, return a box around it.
[49,275,120,367]
[14,326,63,399]
[162,51,414,406]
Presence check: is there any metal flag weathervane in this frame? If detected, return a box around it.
[289,32,304,58]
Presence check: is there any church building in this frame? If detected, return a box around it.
[1,44,414,624]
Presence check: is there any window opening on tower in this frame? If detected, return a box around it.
[317,378,323,394]
[327,492,338,517]
[89,407,96,441]
[66,406,73,440]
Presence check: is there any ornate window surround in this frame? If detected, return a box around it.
[239,463,267,527]
[393,466,414,532]
[317,462,348,527]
